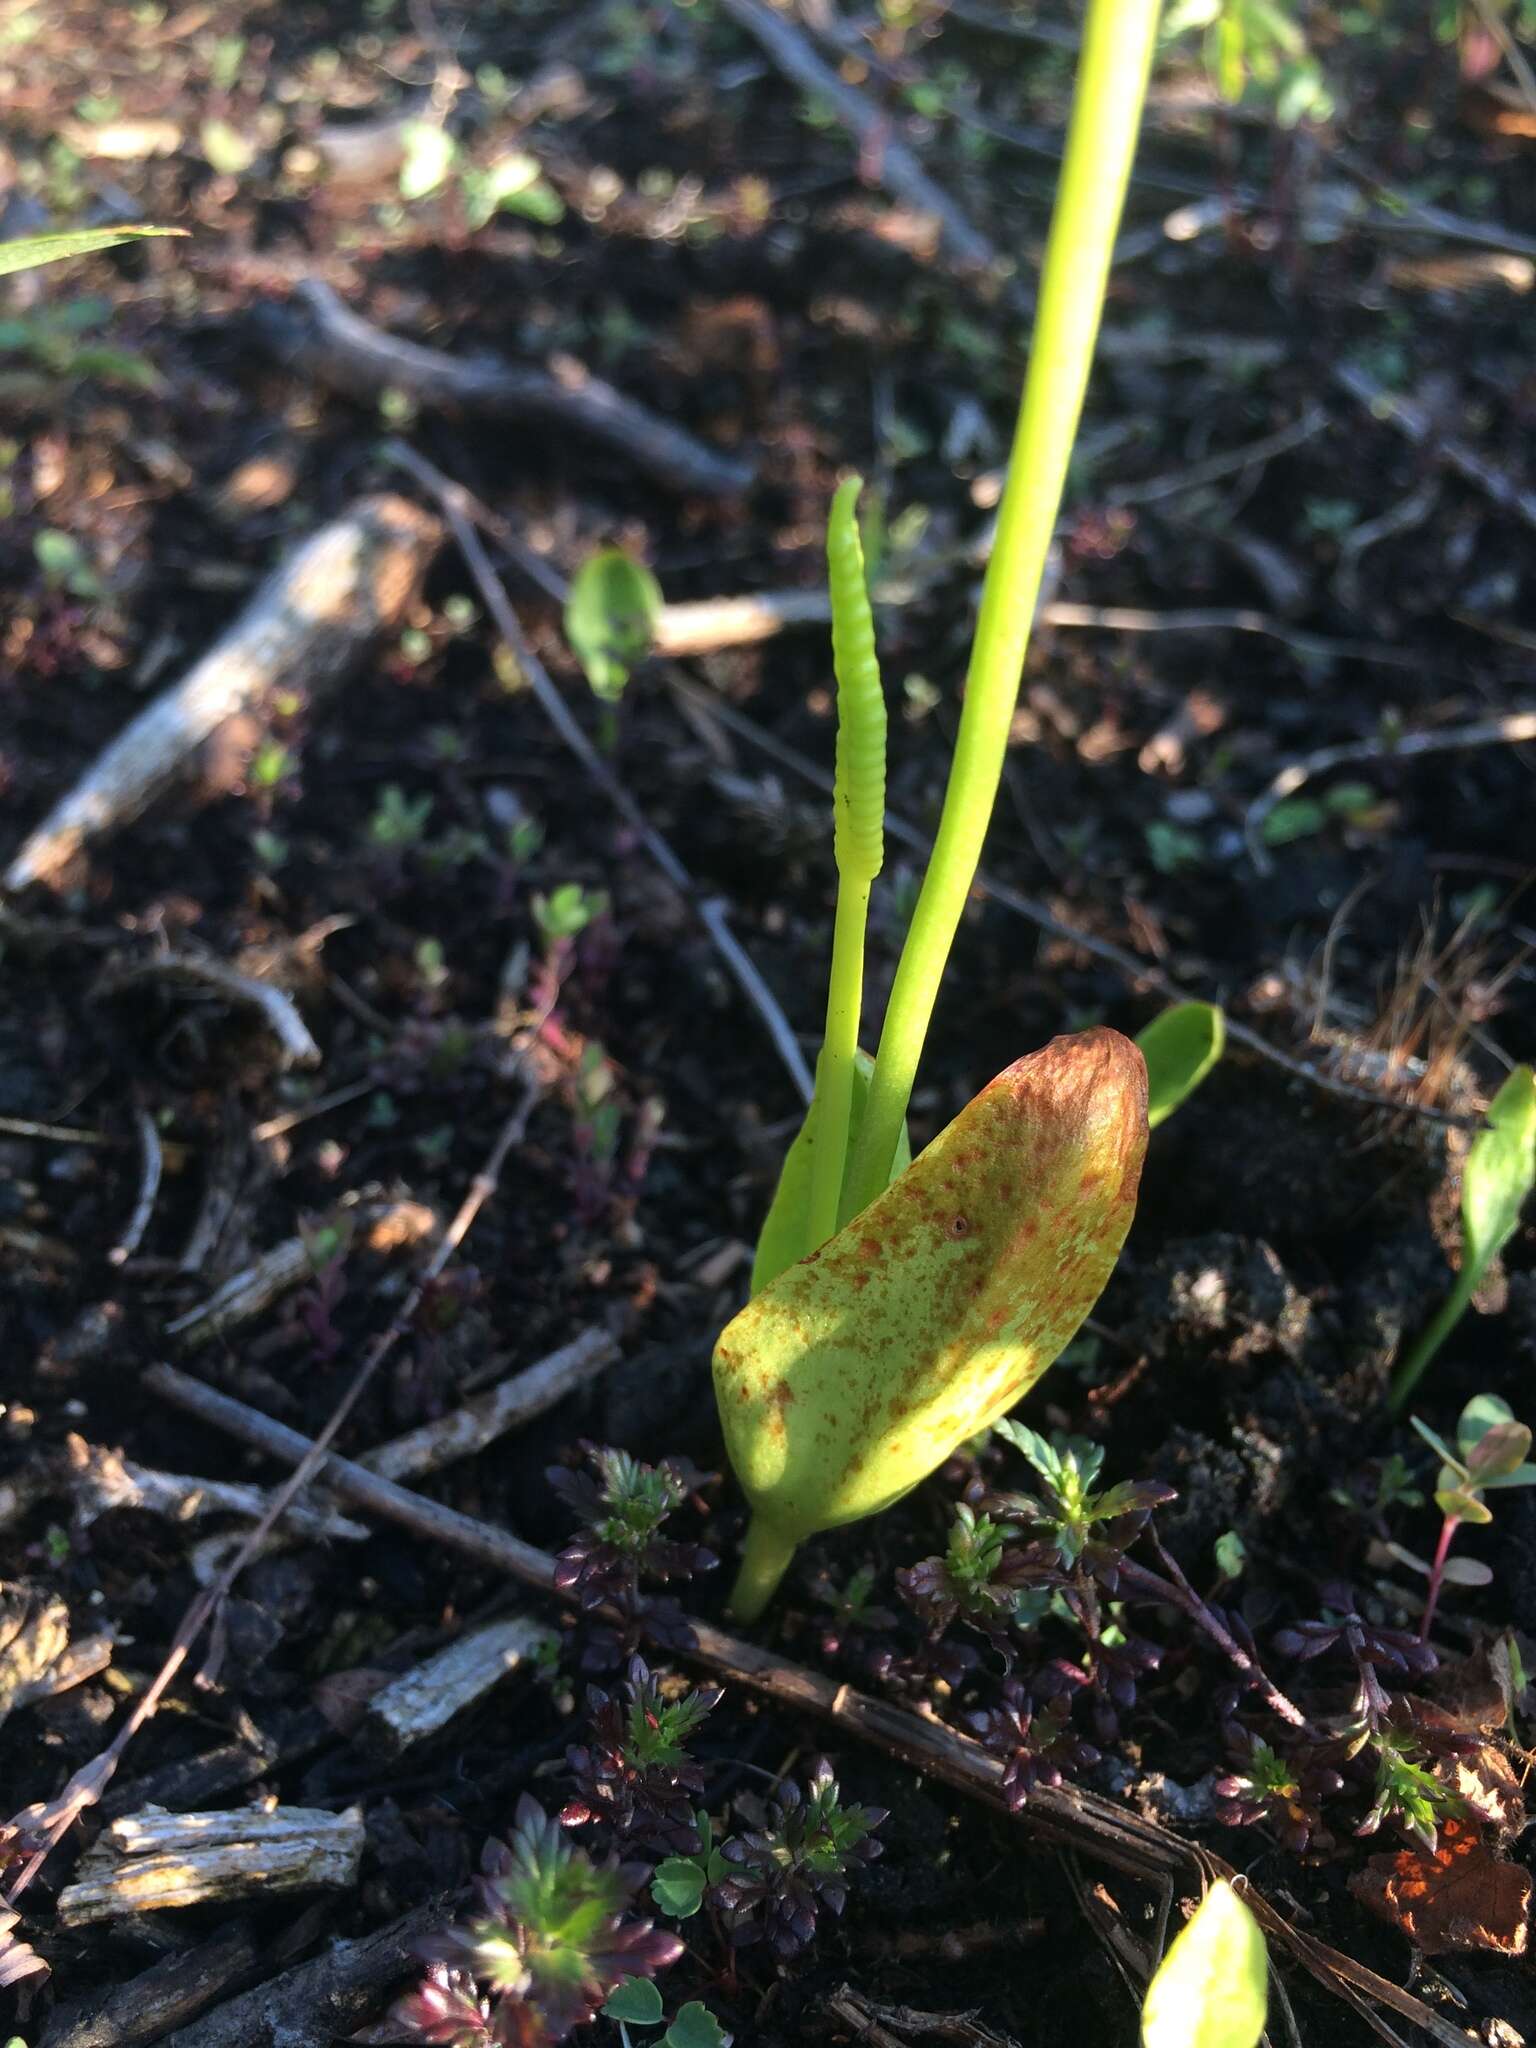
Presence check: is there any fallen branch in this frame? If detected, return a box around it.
[387,442,814,1105]
[108,1105,163,1265]
[141,1363,1473,2048]
[64,1435,367,1551]
[657,583,1442,675]
[39,1917,270,2048]
[1244,707,1536,872]
[157,1905,444,2048]
[3,496,440,893]
[273,281,753,498]
[57,1806,364,1927]
[166,1198,439,1348]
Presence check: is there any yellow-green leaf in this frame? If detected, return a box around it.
[1142,1882,1268,2048]
[717,1030,1146,1582]
[1137,1001,1225,1128]
[0,226,186,278]
[752,1048,910,1296]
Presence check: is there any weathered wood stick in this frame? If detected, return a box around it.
[361,1614,557,1758]
[275,281,755,499]
[158,1905,443,2048]
[359,1325,619,1481]
[3,495,441,893]
[39,1919,266,2048]
[56,1805,364,1927]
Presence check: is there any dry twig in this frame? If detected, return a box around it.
[1244,709,1536,872]
[3,496,440,893]
[274,281,753,498]
[57,1806,364,1927]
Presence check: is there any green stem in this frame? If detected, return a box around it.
[727,1514,800,1624]
[1389,1276,1473,1415]
[844,0,1163,1220]
[807,877,871,1250]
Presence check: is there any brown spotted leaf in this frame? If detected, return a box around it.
[714,1029,1147,1548]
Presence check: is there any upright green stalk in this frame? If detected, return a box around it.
[806,477,887,1251]
[844,0,1163,1220]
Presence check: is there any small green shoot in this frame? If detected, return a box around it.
[602,1979,732,2048]
[533,882,608,944]
[1140,1881,1268,2048]
[1137,1001,1226,1128]
[367,784,433,850]
[1390,1065,1536,1410]
[564,547,664,704]
[0,225,186,278]
[1406,1393,1536,1639]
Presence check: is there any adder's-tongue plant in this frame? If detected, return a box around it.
[717,0,1163,1620]
[719,1032,1147,1620]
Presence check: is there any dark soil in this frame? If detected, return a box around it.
[3,3,1536,2044]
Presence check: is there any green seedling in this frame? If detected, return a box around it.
[603,1980,730,2048]
[367,783,433,850]
[1137,1001,1225,1128]
[564,546,664,705]
[1390,1064,1536,1410]
[1406,1393,1536,1640]
[1140,1881,1268,2048]
[717,1031,1147,1619]
[716,0,1162,1621]
[0,225,186,278]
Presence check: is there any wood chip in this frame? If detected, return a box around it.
[360,1613,557,1757]
[57,1804,364,1926]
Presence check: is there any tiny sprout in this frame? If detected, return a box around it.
[1407,1393,1536,1641]
[368,783,433,849]
[711,1759,885,1957]
[391,1797,680,2046]
[1358,1726,1458,1849]
[533,882,608,944]
[564,547,663,704]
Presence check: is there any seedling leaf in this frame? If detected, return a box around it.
[662,2005,731,2048]
[1137,1001,1225,1128]
[651,1857,708,1918]
[564,547,664,703]
[1141,1881,1268,2048]
[604,1977,666,2025]
[0,226,186,277]
[1391,1065,1536,1410]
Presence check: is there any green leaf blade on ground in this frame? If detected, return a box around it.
[1141,1882,1268,2048]
[1137,1000,1226,1128]
[0,226,187,278]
